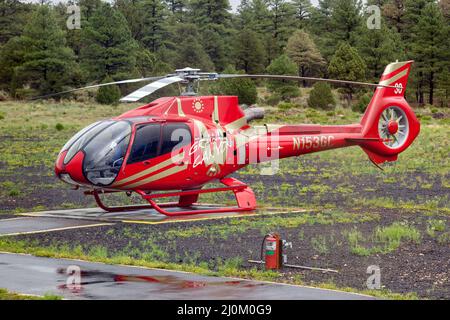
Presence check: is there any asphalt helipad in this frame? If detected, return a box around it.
[0,253,374,300]
[0,207,307,236]
[19,206,307,223]
[0,217,113,237]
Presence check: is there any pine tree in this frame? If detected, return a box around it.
[140,0,170,53]
[236,0,254,29]
[236,0,272,65]
[7,5,77,97]
[115,0,146,41]
[403,0,436,38]
[164,0,187,22]
[0,37,26,92]
[410,2,448,105]
[330,0,363,46]
[80,2,138,81]
[80,0,102,21]
[234,29,266,74]
[285,30,325,86]
[328,42,367,101]
[291,0,313,28]
[188,0,232,70]
[0,0,32,45]
[309,0,334,58]
[247,0,272,35]
[171,24,214,71]
[356,21,404,82]
[266,0,296,62]
[189,0,230,26]
[266,54,299,99]
[380,0,406,34]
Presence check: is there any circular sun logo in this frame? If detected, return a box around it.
[192,99,205,113]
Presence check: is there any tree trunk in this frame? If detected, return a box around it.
[429,72,434,106]
[301,66,306,87]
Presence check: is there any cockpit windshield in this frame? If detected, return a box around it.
[83,121,131,186]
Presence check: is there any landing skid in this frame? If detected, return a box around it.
[85,178,257,217]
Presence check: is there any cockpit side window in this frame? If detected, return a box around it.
[127,124,161,164]
[160,123,192,156]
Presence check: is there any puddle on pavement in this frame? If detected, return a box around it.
[56,267,264,296]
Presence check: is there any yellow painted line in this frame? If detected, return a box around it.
[0,223,114,237]
[122,209,310,225]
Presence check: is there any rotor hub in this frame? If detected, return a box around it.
[387,120,399,135]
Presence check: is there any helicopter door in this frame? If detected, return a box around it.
[120,122,192,189]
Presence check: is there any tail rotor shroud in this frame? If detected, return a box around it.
[378,106,409,149]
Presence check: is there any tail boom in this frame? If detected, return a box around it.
[251,61,420,166]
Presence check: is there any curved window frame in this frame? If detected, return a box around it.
[60,121,101,153]
[63,121,114,165]
[82,121,132,186]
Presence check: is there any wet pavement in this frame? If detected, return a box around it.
[0,253,374,300]
[0,217,112,236]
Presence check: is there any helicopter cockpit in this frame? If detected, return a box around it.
[60,120,131,186]
[57,118,192,187]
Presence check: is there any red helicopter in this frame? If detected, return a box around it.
[51,61,420,216]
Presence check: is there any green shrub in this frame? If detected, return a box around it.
[0,112,4,120]
[55,123,64,131]
[211,67,257,105]
[307,82,335,110]
[96,77,121,105]
[266,93,281,106]
[266,55,300,99]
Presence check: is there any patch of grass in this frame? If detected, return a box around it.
[345,229,371,256]
[315,282,419,300]
[1,181,21,197]
[374,222,421,250]
[345,222,421,256]
[0,237,421,300]
[0,288,61,300]
[426,219,446,238]
[438,232,450,245]
[164,210,380,240]
[311,235,329,254]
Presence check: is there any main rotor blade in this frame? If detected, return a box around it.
[30,76,165,100]
[219,74,397,89]
[120,76,184,102]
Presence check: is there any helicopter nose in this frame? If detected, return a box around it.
[55,151,88,186]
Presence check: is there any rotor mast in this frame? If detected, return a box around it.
[173,67,219,96]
